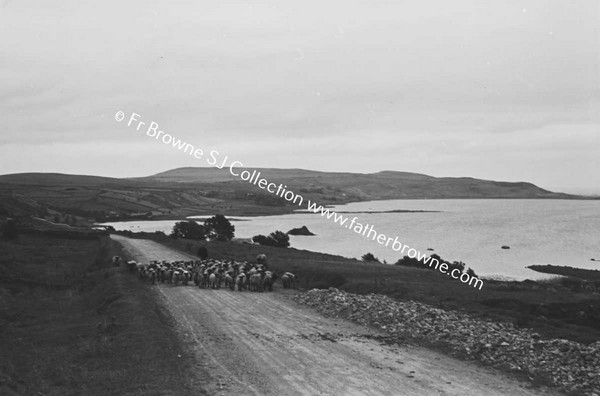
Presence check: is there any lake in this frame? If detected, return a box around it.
[100,199,600,280]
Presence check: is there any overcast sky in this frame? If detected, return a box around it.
[1,0,598,193]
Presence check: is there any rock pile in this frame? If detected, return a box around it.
[295,288,600,396]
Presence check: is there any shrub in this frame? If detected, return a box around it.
[448,261,466,273]
[361,253,380,263]
[252,234,269,245]
[268,231,289,248]
[170,220,206,240]
[395,254,478,278]
[204,214,235,241]
[394,256,421,267]
[252,231,289,248]
[171,215,235,241]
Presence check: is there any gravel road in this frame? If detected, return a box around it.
[111,235,559,396]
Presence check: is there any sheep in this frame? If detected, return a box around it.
[127,258,288,295]
[112,255,121,267]
[282,272,298,289]
[224,273,234,290]
[209,272,220,289]
[261,271,277,292]
[236,273,247,291]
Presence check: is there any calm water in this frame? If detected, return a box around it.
[100,199,600,280]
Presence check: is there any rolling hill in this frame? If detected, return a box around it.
[0,167,588,224]
[143,166,579,201]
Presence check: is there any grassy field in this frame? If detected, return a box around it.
[2,220,598,394]
[119,231,600,345]
[0,231,205,395]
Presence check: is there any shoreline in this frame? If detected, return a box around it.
[94,198,600,281]
[527,264,600,280]
[95,223,600,282]
[91,196,600,223]
[107,228,579,283]
[97,219,597,281]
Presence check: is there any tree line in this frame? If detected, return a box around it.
[170,215,290,248]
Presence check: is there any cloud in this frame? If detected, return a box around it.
[0,0,598,193]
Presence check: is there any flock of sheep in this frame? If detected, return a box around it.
[113,255,298,292]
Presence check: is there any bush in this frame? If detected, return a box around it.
[252,230,289,248]
[395,253,445,268]
[394,254,478,278]
[448,261,466,273]
[268,231,289,248]
[252,234,269,245]
[170,215,235,241]
[394,255,421,268]
[170,220,206,240]
[361,253,380,263]
[204,214,235,241]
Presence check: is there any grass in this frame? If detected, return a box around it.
[117,231,600,345]
[0,232,205,395]
[3,223,596,395]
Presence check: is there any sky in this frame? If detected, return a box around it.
[1,0,599,194]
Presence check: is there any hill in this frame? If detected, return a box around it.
[0,167,589,224]
[142,166,580,201]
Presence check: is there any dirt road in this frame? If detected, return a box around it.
[112,235,558,396]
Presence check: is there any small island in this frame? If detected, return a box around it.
[287,225,316,236]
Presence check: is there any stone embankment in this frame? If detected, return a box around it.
[295,288,600,396]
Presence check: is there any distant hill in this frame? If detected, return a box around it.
[144,167,327,183]
[0,172,134,186]
[142,167,580,201]
[0,167,590,223]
